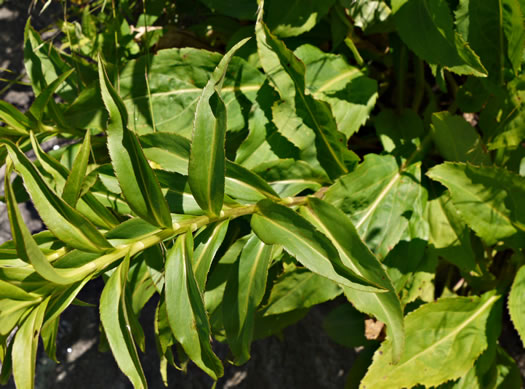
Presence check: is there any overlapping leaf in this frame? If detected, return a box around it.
[362,292,502,389]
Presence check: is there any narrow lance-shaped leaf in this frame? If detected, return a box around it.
[223,234,273,364]
[98,56,171,228]
[256,4,353,179]
[4,160,87,285]
[251,199,386,292]
[62,131,91,207]
[301,197,405,362]
[28,69,74,122]
[1,139,113,253]
[165,233,223,380]
[0,101,31,136]
[12,297,49,389]
[508,265,525,348]
[193,220,230,291]
[188,38,249,216]
[28,132,119,229]
[361,292,502,389]
[100,252,148,389]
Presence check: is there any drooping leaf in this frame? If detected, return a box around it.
[427,162,525,245]
[362,292,502,389]
[98,56,171,228]
[12,298,49,389]
[193,220,230,291]
[260,267,342,316]
[2,140,113,253]
[391,0,487,77]
[165,233,223,380]
[256,9,355,179]
[251,199,385,291]
[302,197,404,361]
[324,154,423,257]
[0,101,31,136]
[223,234,272,364]
[100,253,147,389]
[188,38,249,216]
[508,264,525,347]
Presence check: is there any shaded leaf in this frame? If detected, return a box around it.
[98,57,171,228]
[100,253,147,389]
[62,131,91,207]
[508,264,525,347]
[223,235,272,364]
[165,233,223,380]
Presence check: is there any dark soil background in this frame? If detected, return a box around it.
[0,1,524,388]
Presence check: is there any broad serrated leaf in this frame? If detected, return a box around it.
[65,48,264,135]
[223,234,272,364]
[427,162,525,245]
[391,0,487,77]
[265,0,337,37]
[12,298,49,389]
[302,197,404,361]
[251,199,385,291]
[324,154,423,257]
[2,140,112,253]
[193,220,230,291]
[295,44,378,138]
[98,57,171,228]
[165,233,223,380]
[188,39,249,216]
[100,253,147,389]
[508,265,525,347]
[431,112,490,164]
[256,9,354,179]
[361,292,501,389]
[260,267,342,316]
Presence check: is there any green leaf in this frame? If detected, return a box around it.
[431,111,490,164]
[260,267,342,316]
[256,10,354,179]
[2,141,112,253]
[324,154,423,257]
[0,101,31,136]
[198,0,257,20]
[427,162,525,245]
[65,48,264,136]
[455,0,524,83]
[189,39,249,216]
[5,161,87,285]
[426,187,477,272]
[345,0,393,34]
[28,69,74,123]
[251,199,384,291]
[28,132,118,229]
[62,131,91,207]
[391,0,487,77]
[254,159,326,197]
[12,298,49,389]
[165,233,223,380]
[100,253,147,389]
[223,234,272,364]
[508,264,525,347]
[98,57,171,228]
[362,292,502,389]
[301,197,405,361]
[295,44,378,138]
[265,0,337,37]
[193,220,230,291]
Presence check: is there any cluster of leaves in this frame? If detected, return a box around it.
[0,0,525,388]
